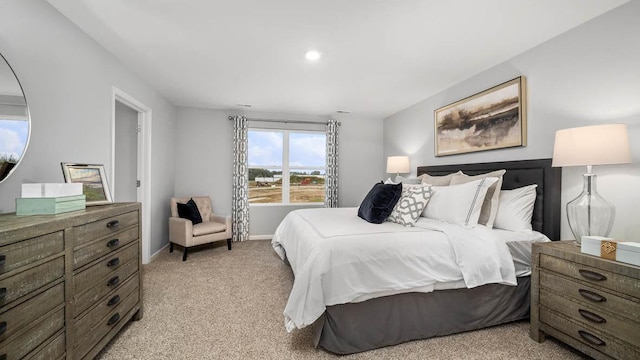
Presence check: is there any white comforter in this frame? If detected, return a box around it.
[272,207,516,332]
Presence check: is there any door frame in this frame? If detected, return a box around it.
[111,86,152,264]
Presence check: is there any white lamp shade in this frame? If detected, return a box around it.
[386,156,410,174]
[552,124,632,167]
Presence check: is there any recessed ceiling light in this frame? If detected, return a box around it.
[336,110,351,114]
[305,50,321,62]
[236,104,252,108]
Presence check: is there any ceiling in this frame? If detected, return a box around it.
[47,0,627,119]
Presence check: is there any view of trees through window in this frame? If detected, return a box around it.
[248,130,326,204]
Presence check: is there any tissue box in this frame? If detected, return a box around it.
[617,242,640,266]
[22,183,83,198]
[581,236,617,259]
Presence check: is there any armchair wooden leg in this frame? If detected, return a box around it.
[169,242,174,253]
[227,238,232,250]
[182,247,188,261]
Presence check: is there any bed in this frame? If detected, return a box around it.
[272,159,561,354]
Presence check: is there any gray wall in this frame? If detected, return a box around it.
[384,1,640,240]
[174,107,383,237]
[0,0,177,256]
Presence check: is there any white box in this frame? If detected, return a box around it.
[581,236,615,257]
[617,242,640,266]
[21,183,83,198]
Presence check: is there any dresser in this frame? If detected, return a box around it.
[531,241,640,360]
[0,203,143,359]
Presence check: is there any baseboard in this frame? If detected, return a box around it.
[249,235,273,241]
[149,243,169,263]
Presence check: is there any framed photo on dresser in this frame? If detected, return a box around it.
[61,162,113,205]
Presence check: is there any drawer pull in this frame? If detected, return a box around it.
[0,255,5,266]
[578,330,606,346]
[0,288,5,300]
[579,309,606,324]
[107,276,120,287]
[578,289,606,303]
[107,294,121,306]
[0,354,5,360]
[578,269,607,281]
[107,220,120,229]
[107,313,120,326]
[0,321,6,335]
[107,239,120,248]
[107,258,120,267]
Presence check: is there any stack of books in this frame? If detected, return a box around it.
[16,183,86,215]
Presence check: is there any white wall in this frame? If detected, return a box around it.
[0,0,177,256]
[174,107,383,237]
[384,1,640,240]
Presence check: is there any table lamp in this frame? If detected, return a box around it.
[552,124,632,243]
[386,156,410,178]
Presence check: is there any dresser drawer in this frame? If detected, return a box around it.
[0,232,63,275]
[540,254,640,298]
[0,307,64,360]
[73,243,138,293]
[540,271,639,323]
[541,308,639,360]
[73,258,139,317]
[69,211,139,247]
[541,288,640,347]
[0,282,64,343]
[26,330,65,360]
[0,257,64,307]
[74,274,139,343]
[73,289,139,359]
[73,226,139,269]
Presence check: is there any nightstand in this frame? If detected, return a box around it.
[530,241,640,360]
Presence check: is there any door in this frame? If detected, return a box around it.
[114,100,139,202]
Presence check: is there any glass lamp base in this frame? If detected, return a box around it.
[567,173,615,244]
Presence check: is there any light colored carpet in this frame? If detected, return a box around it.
[97,240,587,359]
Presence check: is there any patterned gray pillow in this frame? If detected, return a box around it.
[387,184,432,227]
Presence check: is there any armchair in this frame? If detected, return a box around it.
[169,196,232,261]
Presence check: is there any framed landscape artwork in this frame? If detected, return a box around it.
[434,76,527,156]
[61,163,113,205]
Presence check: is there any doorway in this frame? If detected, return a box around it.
[111,86,152,264]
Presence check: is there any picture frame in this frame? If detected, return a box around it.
[434,76,527,157]
[61,163,113,205]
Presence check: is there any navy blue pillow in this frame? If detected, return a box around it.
[358,183,402,224]
[177,198,203,224]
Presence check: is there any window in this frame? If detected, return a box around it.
[248,129,326,204]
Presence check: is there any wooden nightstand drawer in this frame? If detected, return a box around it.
[541,308,639,360]
[69,211,139,247]
[540,254,639,297]
[540,271,639,323]
[0,282,64,343]
[540,288,640,346]
[73,225,138,269]
[0,257,64,307]
[0,232,63,275]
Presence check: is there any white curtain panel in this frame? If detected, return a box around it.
[232,115,249,241]
[325,119,339,208]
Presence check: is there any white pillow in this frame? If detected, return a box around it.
[449,169,506,228]
[387,184,432,227]
[420,171,463,186]
[423,177,498,228]
[493,184,538,232]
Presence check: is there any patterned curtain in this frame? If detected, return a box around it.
[325,119,339,208]
[232,115,249,241]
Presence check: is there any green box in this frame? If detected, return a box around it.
[16,195,86,215]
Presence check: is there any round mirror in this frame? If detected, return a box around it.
[0,53,30,183]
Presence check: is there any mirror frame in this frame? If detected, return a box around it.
[0,52,31,184]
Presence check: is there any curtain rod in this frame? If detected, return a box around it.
[227,116,341,126]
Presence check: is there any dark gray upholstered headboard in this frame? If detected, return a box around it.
[417,159,561,240]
